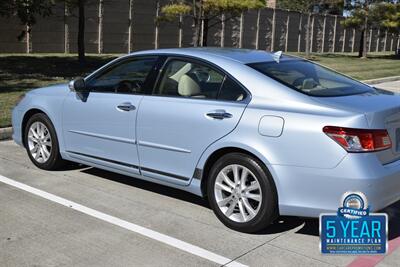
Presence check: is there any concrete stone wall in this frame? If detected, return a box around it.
[0,1,399,54]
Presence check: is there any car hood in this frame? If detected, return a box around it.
[29,83,70,96]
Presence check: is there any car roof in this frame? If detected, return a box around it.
[131,47,293,64]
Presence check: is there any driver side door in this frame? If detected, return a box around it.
[62,56,158,174]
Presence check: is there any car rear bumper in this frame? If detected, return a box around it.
[272,152,400,218]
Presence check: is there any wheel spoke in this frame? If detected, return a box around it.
[28,135,38,143]
[215,182,232,193]
[217,195,233,207]
[29,129,37,139]
[225,199,238,217]
[42,146,50,159]
[40,124,45,138]
[219,172,235,189]
[35,148,41,160]
[232,165,239,185]
[43,134,51,142]
[240,168,248,189]
[244,181,259,193]
[36,123,41,138]
[244,192,261,202]
[42,141,52,147]
[242,198,256,217]
[30,144,39,153]
[238,200,247,221]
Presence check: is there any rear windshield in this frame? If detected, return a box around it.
[248,59,374,97]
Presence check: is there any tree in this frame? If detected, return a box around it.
[372,2,399,34]
[160,0,265,47]
[277,0,344,15]
[60,0,93,63]
[0,0,54,41]
[341,1,396,58]
[277,0,343,57]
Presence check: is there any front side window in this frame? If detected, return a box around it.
[87,57,158,94]
[156,59,225,99]
[249,59,374,97]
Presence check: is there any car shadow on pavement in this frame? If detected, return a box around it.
[54,162,89,171]
[81,167,209,208]
[80,167,400,239]
[383,200,400,240]
[83,167,308,234]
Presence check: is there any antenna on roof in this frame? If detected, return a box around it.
[272,51,282,63]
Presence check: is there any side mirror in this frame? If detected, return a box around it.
[69,77,86,92]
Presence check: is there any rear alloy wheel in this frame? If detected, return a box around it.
[25,113,66,170]
[214,164,262,223]
[207,153,277,233]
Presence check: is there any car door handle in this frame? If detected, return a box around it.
[206,110,233,120]
[117,102,136,112]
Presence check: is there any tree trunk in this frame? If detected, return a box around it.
[98,0,104,54]
[64,3,70,53]
[305,13,311,58]
[78,0,85,64]
[361,17,368,58]
[202,18,208,47]
[193,0,202,47]
[358,29,364,58]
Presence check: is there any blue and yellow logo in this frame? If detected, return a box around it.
[320,192,387,254]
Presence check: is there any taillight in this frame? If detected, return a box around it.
[323,126,392,152]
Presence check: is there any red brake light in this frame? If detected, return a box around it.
[323,126,392,152]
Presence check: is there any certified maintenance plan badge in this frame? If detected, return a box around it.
[320,192,388,254]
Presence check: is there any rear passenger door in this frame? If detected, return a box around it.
[136,57,249,185]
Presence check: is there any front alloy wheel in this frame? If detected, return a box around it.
[208,153,277,233]
[25,113,66,170]
[27,121,52,163]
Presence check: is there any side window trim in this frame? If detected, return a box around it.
[152,55,251,103]
[216,75,227,99]
[153,56,225,96]
[85,55,159,95]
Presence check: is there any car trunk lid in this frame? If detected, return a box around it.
[313,91,400,164]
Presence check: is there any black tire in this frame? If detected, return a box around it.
[24,113,66,170]
[207,152,278,233]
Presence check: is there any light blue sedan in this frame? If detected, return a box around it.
[12,48,400,233]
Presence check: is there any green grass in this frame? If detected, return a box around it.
[0,54,117,127]
[290,52,400,81]
[0,52,399,128]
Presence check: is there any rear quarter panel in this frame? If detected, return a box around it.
[195,95,370,197]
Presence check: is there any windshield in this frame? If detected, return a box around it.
[248,59,374,97]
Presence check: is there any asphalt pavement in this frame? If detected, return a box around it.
[1,141,400,266]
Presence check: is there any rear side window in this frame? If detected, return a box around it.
[156,59,225,99]
[248,60,374,97]
[155,58,247,102]
[218,77,247,101]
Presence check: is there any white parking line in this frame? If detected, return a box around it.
[0,174,247,267]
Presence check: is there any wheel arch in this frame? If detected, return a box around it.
[21,108,49,147]
[199,146,279,204]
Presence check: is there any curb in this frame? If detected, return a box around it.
[363,76,400,85]
[0,127,13,141]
